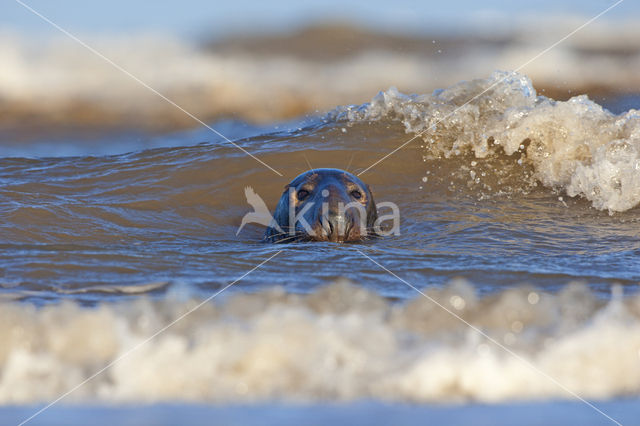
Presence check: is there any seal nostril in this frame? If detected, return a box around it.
[320,216,333,238]
[345,219,353,238]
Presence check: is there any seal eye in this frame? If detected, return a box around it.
[351,190,362,200]
[297,189,309,200]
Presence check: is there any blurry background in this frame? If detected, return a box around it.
[1,0,639,152]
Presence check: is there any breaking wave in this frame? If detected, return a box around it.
[1,280,639,404]
[329,71,640,212]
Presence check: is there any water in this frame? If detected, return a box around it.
[1,71,640,409]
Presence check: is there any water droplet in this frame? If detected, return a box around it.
[449,295,466,310]
[511,320,523,333]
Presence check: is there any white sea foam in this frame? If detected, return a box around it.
[0,280,638,404]
[330,71,640,212]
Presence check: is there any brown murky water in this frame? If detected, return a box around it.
[1,73,640,405]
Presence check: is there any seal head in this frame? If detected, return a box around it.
[264,168,378,243]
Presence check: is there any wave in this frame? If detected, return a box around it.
[329,71,640,212]
[0,279,638,404]
[2,70,639,219]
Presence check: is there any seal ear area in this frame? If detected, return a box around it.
[365,184,374,197]
[263,186,291,242]
[365,184,377,204]
[365,184,379,227]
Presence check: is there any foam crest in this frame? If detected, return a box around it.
[330,71,640,212]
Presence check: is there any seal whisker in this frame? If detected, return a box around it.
[344,153,355,174]
[302,154,315,174]
[273,233,307,244]
[266,231,297,239]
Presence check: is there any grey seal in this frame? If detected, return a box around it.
[264,168,378,243]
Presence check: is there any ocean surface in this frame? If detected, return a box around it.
[1,69,640,423]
